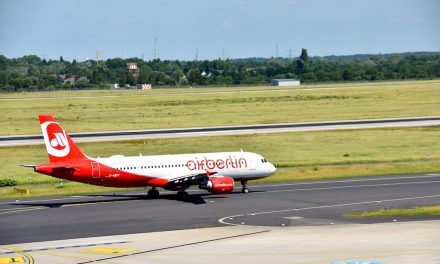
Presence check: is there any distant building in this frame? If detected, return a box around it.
[271,79,300,86]
[126,63,138,73]
[63,77,75,85]
[58,74,75,85]
[139,84,152,90]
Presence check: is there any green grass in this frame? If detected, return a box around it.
[0,80,436,99]
[0,80,439,135]
[344,205,440,218]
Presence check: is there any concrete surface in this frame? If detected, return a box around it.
[1,221,439,264]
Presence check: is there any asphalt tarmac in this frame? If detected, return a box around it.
[1,173,440,245]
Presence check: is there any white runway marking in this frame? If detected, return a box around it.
[218,194,440,226]
[0,196,93,205]
[243,174,440,189]
[0,240,129,254]
[261,180,440,194]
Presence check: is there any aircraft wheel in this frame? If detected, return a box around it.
[242,188,249,194]
[148,189,160,199]
[177,191,189,201]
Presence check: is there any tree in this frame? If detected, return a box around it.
[299,48,309,63]
[0,55,9,70]
[187,68,202,84]
[296,48,310,72]
[75,76,90,88]
[0,52,439,91]
[126,73,137,86]
[172,68,184,83]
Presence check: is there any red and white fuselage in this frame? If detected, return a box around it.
[91,151,276,186]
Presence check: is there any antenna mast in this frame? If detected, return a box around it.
[96,50,105,65]
[154,37,157,60]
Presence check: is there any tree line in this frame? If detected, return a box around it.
[0,49,439,91]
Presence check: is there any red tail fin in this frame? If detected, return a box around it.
[39,115,87,163]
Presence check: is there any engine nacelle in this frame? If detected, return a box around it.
[205,176,235,194]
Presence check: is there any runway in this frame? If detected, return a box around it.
[1,115,440,146]
[1,173,440,245]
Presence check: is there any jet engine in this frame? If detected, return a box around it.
[205,176,235,194]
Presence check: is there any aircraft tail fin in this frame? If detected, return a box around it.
[39,115,88,163]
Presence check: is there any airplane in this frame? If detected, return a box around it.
[24,115,277,201]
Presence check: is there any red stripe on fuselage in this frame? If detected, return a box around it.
[36,160,169,188]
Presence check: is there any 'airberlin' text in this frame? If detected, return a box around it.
[186,156,247,171]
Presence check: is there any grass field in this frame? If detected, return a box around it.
[1,80,435,98]
[0,80,439,135]
[343,204,440,218]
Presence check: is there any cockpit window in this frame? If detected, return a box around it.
[261,158,268,163]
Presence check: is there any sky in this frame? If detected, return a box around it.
[0,0,439,61]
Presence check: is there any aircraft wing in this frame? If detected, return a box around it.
[166,171,217,188]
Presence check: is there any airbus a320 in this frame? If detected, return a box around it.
[24,116,277,201]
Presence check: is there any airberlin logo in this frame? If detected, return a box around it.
[51,133,67,148]
[41,121,70,157]
[186,156,247,171]
[212,183,234,187]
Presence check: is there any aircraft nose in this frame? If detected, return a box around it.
[269,163,277,173]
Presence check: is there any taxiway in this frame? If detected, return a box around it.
[1,173,439,245]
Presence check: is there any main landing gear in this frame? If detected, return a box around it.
[176,190,190,201]
[147,187,190,201]
[147,187,160,199]
[241,180,249,194]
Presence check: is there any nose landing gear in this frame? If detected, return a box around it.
[241,180,249,194]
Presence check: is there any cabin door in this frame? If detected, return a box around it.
[91,162,101,178]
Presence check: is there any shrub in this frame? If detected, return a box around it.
[0,178,17,187]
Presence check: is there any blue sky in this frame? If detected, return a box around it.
[1,0,439,61]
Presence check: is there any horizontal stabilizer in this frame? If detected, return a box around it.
[20,164,37,168]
